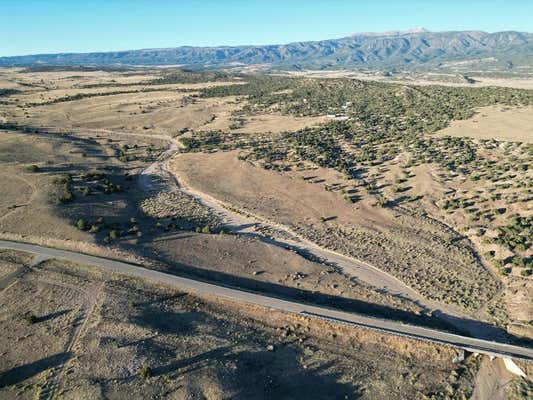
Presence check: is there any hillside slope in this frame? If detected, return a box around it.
[1,29,532,70]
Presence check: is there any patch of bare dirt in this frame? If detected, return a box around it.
[435,105,533,143]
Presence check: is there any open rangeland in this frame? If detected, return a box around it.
[169,150,499,312]
[283,70,533,90]
[164,73,533,341]
[0,68,327,137]
[436,105,533,144]
[0,67,532,397]
[0,125,427,323]
[1,69,531,331]
[0,251,486,400]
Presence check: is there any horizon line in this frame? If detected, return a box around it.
[1,28,531,59]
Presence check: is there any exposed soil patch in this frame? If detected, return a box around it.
[436,105,533,143]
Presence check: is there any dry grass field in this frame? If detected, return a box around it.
[1,69,531,321]
[284,70,533,90]
[164,74,532,341]
[0,253,480,400]
[0,68,326,137]
[0,127,164,246]
[0,67,532,397]
[170,150,499,312]
[0,127,426,322]
[436,105,533,143]
[0,70,431,322]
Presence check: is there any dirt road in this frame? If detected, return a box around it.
[33,126,505,339]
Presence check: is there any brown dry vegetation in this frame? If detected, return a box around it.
[0,250,32,278]
[0,126,424,322]
[170,150,498,311]
[0,68,325,137]
[436,105,533,143]
[1,66,532,397]
[0,69,431,317]
[0,128,160,244]
[1,68,531,338]
[167,75,532,342]
[283,69,533,90]
[0,254,479,400]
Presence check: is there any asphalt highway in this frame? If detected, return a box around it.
[1,239,531,361]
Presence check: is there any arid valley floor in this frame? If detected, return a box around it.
[0,67,532,399]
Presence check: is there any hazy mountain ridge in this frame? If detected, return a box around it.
[1,29,532,70]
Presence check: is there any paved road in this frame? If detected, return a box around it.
[1,126,513,340]
[1,239,531,361]
[157,134,501,340]
[28,127,480,333]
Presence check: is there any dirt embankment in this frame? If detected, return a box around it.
[170,150,498,311]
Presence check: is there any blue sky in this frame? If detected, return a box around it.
[1,0,532,56]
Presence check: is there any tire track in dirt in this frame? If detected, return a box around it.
[37,281,103,400]
[0,173,37,222]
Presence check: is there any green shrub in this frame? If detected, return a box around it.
[54,174,73,184]
[376,197,389,208]
[484,250,495,259]
[140,366,152,380]
[511,256,525,267]
[23,313,37,324]
[26,164,40,173]
[76,219,88,230]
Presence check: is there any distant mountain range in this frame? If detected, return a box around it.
[1,29,532,70]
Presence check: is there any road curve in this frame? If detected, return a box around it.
[1,239,531,362]
[0,126,510,339]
